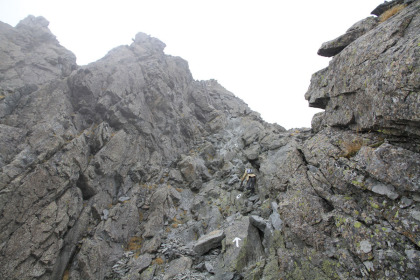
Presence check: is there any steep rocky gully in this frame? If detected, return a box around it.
[0,1,419,279]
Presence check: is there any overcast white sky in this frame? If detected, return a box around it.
[0,0,384,129]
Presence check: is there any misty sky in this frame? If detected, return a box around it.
[0,0,385,129]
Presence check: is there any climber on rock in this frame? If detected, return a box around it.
[240,168,257,195]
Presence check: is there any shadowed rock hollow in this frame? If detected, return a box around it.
[0,1,419,279]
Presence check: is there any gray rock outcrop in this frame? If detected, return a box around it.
[371,0,406,16]
[307,1,420,137]
[1,1,419,279]
[317,17,378,57]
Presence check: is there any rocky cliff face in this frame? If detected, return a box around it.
[0,1,419,279]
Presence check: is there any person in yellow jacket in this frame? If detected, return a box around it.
[240,168,257,194]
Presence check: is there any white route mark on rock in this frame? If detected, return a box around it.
[233,237,241,247]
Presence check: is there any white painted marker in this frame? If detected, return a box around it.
[233,237,241,247]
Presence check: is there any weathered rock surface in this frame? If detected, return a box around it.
[163,256,193,280]
[370,0,407,16]
[1,2,419,279]
[193,230,225,256]
[306,0,420,138]
[0,15,76,91]
[317,17,378,57]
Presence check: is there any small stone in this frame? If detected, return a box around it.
[194,263,205,272]
[271,201,279,211]
[124,251,134,257]
[102,209,109,220]
[269,210,283,231]
[371,184,399,200]
[248,195,259,202]
[360,240,372,253]
[227,175,239,185]
[118,196,130,203]
[226,214,236,224]
[363,261,374,272]
[399,197,413,208]
[205,261,214,274]
[410,210,420,222]
[405,249,419,262]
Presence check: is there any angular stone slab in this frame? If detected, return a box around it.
[249,215,268,232]
[317,17,378,57]
[163,256,193,280]
[127,253,153,275]
[193,230,225,255]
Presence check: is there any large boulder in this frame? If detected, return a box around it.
[193,230,225,256]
